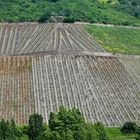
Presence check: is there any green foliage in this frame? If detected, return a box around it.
[117,0,140,19]
[0,108,139,140]
[0,0,140,26]
[136,127,140,140]
[48,0,60,2]
[27,63,32,71]
[136,127,140,135]
[49,107,86,139]
[121,122,137,134]
[84,25,140,54]
[136,136,140,140]
[85,124,99,140]
[49,106,100,140]
[0,119,22,140]
[95,122,110,140]
[28,113,45,140]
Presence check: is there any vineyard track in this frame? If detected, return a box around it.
[0,23,104,56]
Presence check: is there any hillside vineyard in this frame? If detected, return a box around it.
[0,23,139,126]
[0,23,104,55]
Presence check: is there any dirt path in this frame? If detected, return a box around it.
[75,22,140,30]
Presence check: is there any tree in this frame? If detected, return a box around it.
[0,119,20,140]
[49,112,62,131]
[28,114,45,140]
[50,107,86,132]
[0,119,8,139]
[48,106,101,140]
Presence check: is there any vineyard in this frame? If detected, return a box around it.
[0,23,104,55]
[0,23,139,127]
[32,55,140,126]
[0,56,34,124]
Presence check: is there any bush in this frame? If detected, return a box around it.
[95,122,110,140]
[121,122,137,134]
[136,127,140,135]
[64,16,75,23]
[136,136,140,140]
[136,126,140,140]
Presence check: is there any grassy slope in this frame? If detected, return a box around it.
[84,25,140,55]
[105,127,137,139]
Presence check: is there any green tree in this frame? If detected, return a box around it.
[0,119,20,140]
[95,122,110,140]
[49,106,100,140]
[28,114,45,140]
[49,131,61,140]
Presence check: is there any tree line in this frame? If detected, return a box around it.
[0,107,140,140]
[0,0,140,26]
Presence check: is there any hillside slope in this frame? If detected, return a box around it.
[0,55,139,126]
[0,23,139,127]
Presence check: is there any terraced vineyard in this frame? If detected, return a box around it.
[32,55,140,126]
[0,54,139,126]
[0,23,139,127]
[0,23,104,55]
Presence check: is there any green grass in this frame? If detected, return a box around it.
[11,127,138,140]
[19,127,138,140]
[84,25,140,55]
[105,127,137,140]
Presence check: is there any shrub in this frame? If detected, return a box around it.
[136,127,140,135]
[95,122,110,140]
[121,122,137,133]
[64,16,75,23]
[136,136,140,140]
